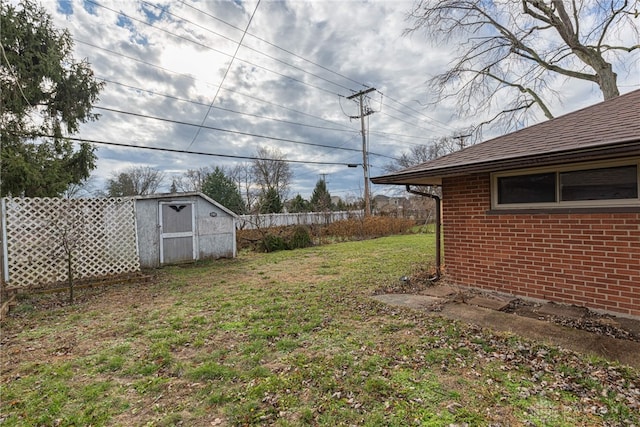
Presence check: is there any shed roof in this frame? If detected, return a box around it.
[133,192,238,218]
[372,89,640,186]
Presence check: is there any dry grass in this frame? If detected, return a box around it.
[1,234,638,426]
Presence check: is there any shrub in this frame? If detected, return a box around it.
[236,216,416,252]
[289,226,312,249]
[259,234,289,252]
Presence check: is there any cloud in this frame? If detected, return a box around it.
[32,0,639,200]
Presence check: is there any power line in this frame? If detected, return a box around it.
[76,37,445,144]
[98,75,434,144]
[97,76,361,134]
[94,106,398,160]
[178,0,369,89]
[79,41,360,132]
[21,132,361,166]
[188,0,261,149]
[83,0,344,98]
[140,0,355,93]
[379,91,458,133]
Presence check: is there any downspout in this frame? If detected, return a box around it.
[406,185,441,283]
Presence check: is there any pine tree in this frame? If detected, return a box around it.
[310,179,332,212]
[201,167,246,214]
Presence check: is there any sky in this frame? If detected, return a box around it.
[27,0,640,200]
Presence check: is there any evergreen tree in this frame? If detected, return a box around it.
[201,167,246,214]
[289,194,309,213]
[258,187,283,214]
[1,1,104,196]
[310,179,333,212]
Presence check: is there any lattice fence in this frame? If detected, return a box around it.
[2,197,140,289]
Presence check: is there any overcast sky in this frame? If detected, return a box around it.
[33,0,640,200]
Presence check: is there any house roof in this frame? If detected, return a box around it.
[372,89,640,186]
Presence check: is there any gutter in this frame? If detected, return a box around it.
[406,186,441,283]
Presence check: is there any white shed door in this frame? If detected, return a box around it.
[159,202,195,264]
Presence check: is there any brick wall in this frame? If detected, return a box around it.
[442,173,640,318]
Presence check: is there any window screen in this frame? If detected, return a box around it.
[497,172,556,204]
[560,165,638,201]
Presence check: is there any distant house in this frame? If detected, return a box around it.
[135,192,237,268]
[372,90,640,318]
[373,194,435,221]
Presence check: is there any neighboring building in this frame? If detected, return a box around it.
[135,192,237,268]
[372,90,640,318]
[373,194,435,221]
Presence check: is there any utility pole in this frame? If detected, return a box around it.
[346,87,376,217]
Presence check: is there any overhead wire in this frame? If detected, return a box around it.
[97,76,361,134]
[94,106,399,160]
[140,0,355,93]
[178,0,369,89]
[79,41,360,133]
[19,132,357,166]
[84,0,345,98]
[75,7,448,149]
[379,91,458,133]
[67,1,455,178]
[113,1,453,138]
[187,0,261,149]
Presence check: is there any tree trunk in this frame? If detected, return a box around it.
[67,252,74,304]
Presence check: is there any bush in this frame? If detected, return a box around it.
[259,234,289,252]
[236,216,416,252]
[289,226,312,249]
[324,216,416,240]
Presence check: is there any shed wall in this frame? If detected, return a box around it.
[135,199,161,268]
[194,197,236,261]
[442,173,640,318]
[135,195,235,268]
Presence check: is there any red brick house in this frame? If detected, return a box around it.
[372,90,640,318]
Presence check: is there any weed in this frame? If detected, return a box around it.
[187,362,237,381]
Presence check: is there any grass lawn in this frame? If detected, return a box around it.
[1,233,638,426]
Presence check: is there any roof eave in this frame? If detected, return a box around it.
[372,140,640,186]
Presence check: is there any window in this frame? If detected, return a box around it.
[492,160,640,209]
[560,165,638,201]
[497,172,555,204]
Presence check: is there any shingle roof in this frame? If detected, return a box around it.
[372,89,640,186]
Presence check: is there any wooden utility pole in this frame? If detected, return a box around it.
[346,87,376,216]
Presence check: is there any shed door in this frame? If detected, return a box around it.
[159,202,196,264]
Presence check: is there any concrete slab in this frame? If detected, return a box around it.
[537,302,589,320]
[467,296,514,311]
[419,285,458,298]
[371,293,640,368]
[371,294,441,310]
[438,303,640,369]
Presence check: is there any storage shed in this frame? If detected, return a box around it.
[135,192,237,268]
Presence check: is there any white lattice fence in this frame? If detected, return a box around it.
[2,197,140,289]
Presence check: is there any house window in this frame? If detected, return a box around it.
[497,172,556,204]
[492,160,640,209]
[560,165,638,201]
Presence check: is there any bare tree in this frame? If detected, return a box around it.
[251,147,292,204]
[384,136,468,197]
[228,162,257,211]
[105,166,165,196]
[172,167,212,193]
[386,136,466,173]
[49,208,85,303]
[63,175,99,198]
[406,0,639,134]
